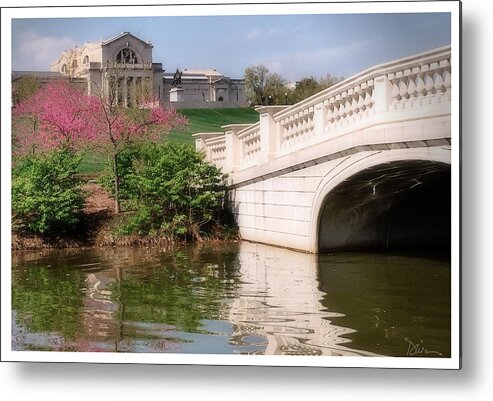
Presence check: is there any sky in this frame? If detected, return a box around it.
[11,12,451,82]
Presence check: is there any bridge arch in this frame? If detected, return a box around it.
[309,148,451,253]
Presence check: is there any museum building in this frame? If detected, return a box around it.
[13,32,247,109]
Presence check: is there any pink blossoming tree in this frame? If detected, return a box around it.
[92,89,188,213]
[13,79,188,214]
[12,80,100,154]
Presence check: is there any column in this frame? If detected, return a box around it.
[313,101,326,134]
[374,75,393,113]
[123,77,128,108]
[255,106,289,163]
[131,77,137,107]
[222,124,251,173]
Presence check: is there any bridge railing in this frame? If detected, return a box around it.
[237,123,261,167]
[194,132,227,171]
[194,46,451,176]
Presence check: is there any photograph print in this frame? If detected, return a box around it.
[1,0,461,369]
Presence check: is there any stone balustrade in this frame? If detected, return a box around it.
[237,123,261,166]
[388,58,451,110]
[194,46,452,184]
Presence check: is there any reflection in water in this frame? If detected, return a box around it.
[229,243,375,356]
[11,243,450,357]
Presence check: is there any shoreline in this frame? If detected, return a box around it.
[12,181,237,251]
[11,233,237,251]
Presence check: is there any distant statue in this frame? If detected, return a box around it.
[172,68,182,87]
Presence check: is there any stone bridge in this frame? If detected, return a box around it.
[195,47,452,253]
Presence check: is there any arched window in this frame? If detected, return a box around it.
[72,59,78,68]
[116,48,138,64]
[83,55,89,64]
[61,64,68,73]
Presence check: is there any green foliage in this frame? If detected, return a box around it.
[107,247,240,333]
[290,77,322,103]
[101,142,229,241]
[12,149,84,234]
[12,263,85,341]
[244,65,344,105]
[244,65,269,105]
[244,65,287,105]
[289,74,344,103]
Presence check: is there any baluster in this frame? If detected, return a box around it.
[345,99,352,116]
[326,105,334,124]
[434,71,445,92]
[333,102,339,120]
[399,80,409,99]
[424,73,435,93]
[358,93,365,110]
[351,96,359,114]
[443,69,451,94]
[339,101,346,119]
[407,77,417,98]
[391,80,400,101]
[416,74,426,97]
[364,91,373,108]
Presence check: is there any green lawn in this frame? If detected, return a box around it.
[79,107,259,175]
[167,108,259,144]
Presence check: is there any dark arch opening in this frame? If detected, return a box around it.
[318,160,451,253]
[116,48,138,64]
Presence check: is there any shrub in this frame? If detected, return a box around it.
[12,149,84,234]
[101,143,228,241]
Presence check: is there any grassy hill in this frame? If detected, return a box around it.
[167,108,259,144]
[80,107,259,174]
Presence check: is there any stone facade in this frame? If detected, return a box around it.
[50,32,163,107]
[162,69,247,109]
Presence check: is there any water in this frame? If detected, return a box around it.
[11,242,450,357]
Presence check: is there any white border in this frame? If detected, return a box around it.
[1,0,461,369]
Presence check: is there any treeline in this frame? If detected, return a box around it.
[244,65,344,106]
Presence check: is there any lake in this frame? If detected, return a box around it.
[11,241,450,357]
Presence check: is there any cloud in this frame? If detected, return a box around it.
[13,31,76,71]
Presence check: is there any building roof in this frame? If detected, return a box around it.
[163,68,227,82]
[101,31,153,48]
[182,69,223,77]
[12,71,62,80]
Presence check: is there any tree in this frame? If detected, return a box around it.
[12,80,100,155]
[12,149,84,234]
[291,77,321,103]
[13,77,187,215]
[244,65,270,106]
[244,65,290,106]
[244,66,342,106]
[91,74,188,214]
[319,73,344,90]
[104,143,227,241]
[264,73,288,105]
